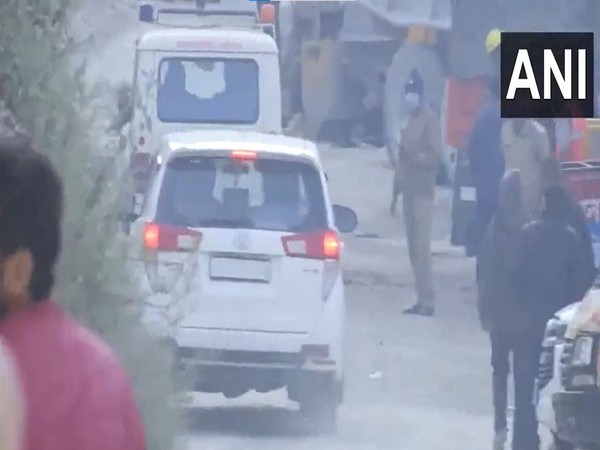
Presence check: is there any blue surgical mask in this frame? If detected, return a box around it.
[405,93,420,110]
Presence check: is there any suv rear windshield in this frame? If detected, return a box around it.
[157,57,259,124]
[155,155,328,232]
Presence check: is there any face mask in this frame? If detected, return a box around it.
[405,93,420,110]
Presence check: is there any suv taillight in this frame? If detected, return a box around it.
[143,223,202,252]
[142,223,202,294]
[282,229,341,260]
[282,230,341,301]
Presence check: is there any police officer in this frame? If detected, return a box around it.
[399,71,442,317]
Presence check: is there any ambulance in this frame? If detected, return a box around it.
[127,1,281,210]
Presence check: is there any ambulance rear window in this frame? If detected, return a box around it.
[157,57,259,124]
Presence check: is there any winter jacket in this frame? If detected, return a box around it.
[398,107,442,197]
[501,120,551,217]
[467,96,505,207]
[0,300,146,450]
[518,218,592,333]
[477,170,528,333]
[465,96,505,255]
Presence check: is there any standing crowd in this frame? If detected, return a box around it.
[472,29,595,450]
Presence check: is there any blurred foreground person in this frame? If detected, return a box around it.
[398,71,442,317]
[501,118,551,219]
[0,139,145,450]
[477,170,528,450]
[0,340,23,450]
[515,186,594,450]
[466,75,505,256]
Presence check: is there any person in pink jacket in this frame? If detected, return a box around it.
[0,137,145,450]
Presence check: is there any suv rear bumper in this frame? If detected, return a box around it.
[174,349,342,403]
[176,326,311,353]
[554,391,600,446]
[174,326,342,372]
[177,346,338,373]
[182,364,340,399]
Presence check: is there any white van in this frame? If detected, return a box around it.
[123,1,282,211]
[127,2,282,196]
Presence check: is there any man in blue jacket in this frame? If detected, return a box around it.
[466,75,505,255]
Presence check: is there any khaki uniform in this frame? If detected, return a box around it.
[398,107,442,307]
[501,120,550,218]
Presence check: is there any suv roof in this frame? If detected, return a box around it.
[137,27,277,53]
[162,130,321,163]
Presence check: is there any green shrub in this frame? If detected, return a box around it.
[0,1,181,448]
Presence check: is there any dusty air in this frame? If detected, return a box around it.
[1,1,600,450]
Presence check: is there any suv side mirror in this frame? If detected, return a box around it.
[333,204,358,233]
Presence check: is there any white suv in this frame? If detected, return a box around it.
[536,302,580,450]
[129,130,357,433]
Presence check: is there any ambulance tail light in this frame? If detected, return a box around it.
[258,4,276,24]
[130,152,152,171]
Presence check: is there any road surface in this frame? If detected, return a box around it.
[177,145,495,450]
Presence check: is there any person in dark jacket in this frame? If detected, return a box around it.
[477,169,528,450]
[539,159,596,289]
[466,75,505,256]
[514,185,594,450]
